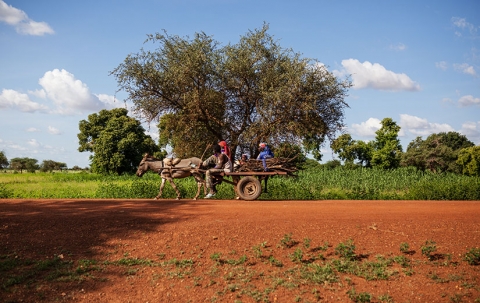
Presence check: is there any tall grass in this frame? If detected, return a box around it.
[1,167,479,200]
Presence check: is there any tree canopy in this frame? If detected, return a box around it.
[0,151,8,169]
[331,118,402,169]
[111,24,351,161]
[9,157,39,173]
[457,146,480,176]
[39,160,67,172]
[401,131,475,173]
[77,108,160,174]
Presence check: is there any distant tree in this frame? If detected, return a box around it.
[0,151,8,169]
[456,146,480,176]
[370,118,403,169]
[9,157,39,173]
[40,160,67,172]
[111,24,351,162]
[401,131,474,173]
[330,134,373,167]
[77,108,161,175]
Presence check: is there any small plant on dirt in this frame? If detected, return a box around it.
[464,247,480,265]
[252,244,263,258]
[378,294,394,303]
[290,248,304,263]
[280,233,297,248]
[400,242,410,254]
[347,287,372,303]
[210,252,222,263]
[268,256,283,267]
[421,240,437,260]
[303,237,311,249]
[393,255,411,268]
[335,239,356,261]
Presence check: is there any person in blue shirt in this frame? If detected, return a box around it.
[257,142,274,171]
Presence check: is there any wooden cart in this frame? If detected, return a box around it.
[212,171,288,201]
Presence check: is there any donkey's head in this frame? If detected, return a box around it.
[136,153,154,177]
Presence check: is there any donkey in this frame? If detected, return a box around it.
[136,154,207,200]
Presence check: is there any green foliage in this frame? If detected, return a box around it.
[335,239,356,261]
[457,146,480,176]
[464,248,480,265]
[77,108,160,175]
[331,134,373,167]
[370,118,403,169]
[9,157,39,173]
[402,131,474,173]
[1,166,479,200]
[400,242,410,254]
[39,160,67,172]
[0,151,8,169]
[111,24,351,162]
[347,287,372,303]
[421,240,437,260]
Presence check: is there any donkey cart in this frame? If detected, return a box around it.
[210,171,288,201]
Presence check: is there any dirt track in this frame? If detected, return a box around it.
[1,199,479,302]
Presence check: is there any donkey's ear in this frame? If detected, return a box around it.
[144,153,150,158]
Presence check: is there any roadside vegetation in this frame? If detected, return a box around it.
[1,165,479,200]
[1,235,479,302]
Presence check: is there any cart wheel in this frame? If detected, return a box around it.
[237,176,262,200]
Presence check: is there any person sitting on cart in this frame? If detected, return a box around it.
[202,144,232,198]
[257,142,274,171]
[233,153,249,171]
[218,140,232,159]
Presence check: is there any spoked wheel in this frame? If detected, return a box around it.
[236,176,262,201]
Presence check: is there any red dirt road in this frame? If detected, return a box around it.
[1,199,479,302]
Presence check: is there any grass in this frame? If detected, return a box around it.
[1,166,480,199]
[2,237,479,303]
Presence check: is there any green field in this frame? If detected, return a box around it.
[1,167,479,200]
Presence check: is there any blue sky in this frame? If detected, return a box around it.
[1,0,479,168]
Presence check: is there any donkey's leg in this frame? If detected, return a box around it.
[167,177,182,200]
[156,178,167,200]
[192,173,206,200]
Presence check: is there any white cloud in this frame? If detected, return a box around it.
[0,88,49,112]
[26,127,40,132]
[399,114,454,136]
[0,0,54,36]
[458,95,480,107]
[435,61,448,71]
[389,43,406,51]
[453,63,476,76]
[350,118,381,137]
[27,139,40,147]
[48,126,61,135]
[38,69,110,115]
[28,89,47,99]
[334,59,420,91]
[460,121,480,144]
[452,17,478,37]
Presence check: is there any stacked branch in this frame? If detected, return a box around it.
[234,158,299,176]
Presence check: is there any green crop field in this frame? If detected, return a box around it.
[1,167,479,200]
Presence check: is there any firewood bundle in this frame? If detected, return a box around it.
[234,158,299,175]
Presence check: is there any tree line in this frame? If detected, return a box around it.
[0,154,74,173]
[330,117,480,176]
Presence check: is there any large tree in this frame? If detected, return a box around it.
[111,24,351,161]
[370,118,403,169]
[330,134,373,167]
[401,131,475,173]
[0,151,8,169]
[39,160,67,172]
[78,108,160,174]
[9,157,39,173]
[457,146,480,176]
